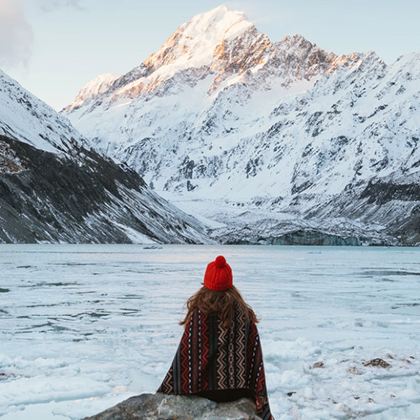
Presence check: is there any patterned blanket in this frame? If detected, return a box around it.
[157,308,273,419]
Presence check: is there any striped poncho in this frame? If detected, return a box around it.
[157,307,273,420]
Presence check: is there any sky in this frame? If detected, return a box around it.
[1,0,419,110]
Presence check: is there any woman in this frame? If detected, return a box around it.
[157,255,273,420]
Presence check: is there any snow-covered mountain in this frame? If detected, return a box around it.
[63,5,420,245]
[0,69,208,244]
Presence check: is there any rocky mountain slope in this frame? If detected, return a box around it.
[0,69,208,243]
[63,5,420,245]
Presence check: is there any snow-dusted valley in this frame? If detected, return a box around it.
[64,5,420,246]
[0,70,207,244]
[1,245,419,419]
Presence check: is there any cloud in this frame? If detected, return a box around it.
[0,0,33,68]
[39,0,85,12]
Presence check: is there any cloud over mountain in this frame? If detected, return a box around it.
[0,0,33,68]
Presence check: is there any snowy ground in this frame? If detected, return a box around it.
[1,245,419,419]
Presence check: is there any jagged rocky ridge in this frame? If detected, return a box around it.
[0,70,208,244]
[63,6,420,245]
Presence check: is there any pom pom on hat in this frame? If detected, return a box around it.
[203,255,233,291]
[215,255,226,268]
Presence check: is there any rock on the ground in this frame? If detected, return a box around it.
[363,358,392,368]
[84,393,261,420]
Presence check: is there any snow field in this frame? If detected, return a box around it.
[0,244,419,419]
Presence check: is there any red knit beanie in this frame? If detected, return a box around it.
[203,255,233,291]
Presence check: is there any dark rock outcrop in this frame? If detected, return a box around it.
[0,135,208,244]
[84,393,261,420]
[363,358,391,368]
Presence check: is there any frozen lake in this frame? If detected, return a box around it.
[1,245,420,419]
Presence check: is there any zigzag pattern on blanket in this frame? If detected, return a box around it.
[157,307,273,420]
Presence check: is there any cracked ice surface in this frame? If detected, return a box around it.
[0,245,419,419]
